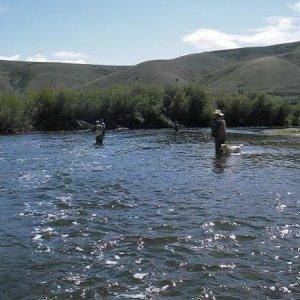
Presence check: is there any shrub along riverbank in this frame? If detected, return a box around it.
[0,85,299,134]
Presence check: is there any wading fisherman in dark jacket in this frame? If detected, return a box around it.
[211,109,227,155]
[174,121,180,133]
[93,120,105,145]
[76,119,106,145]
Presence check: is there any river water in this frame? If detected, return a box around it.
[0,129,299,299]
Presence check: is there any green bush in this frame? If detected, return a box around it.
[0,93,31,133]
[0,85,297,133]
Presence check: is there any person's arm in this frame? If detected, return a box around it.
[220,119,227,138]
[77,120,94,130]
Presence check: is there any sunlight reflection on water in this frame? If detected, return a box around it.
[0,129,299,299]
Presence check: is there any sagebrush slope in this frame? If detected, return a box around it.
[0,60,127,93]
[80,42,300,101]
[0,41,299,101]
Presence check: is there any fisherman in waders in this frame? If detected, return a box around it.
[174,121,180,133]
[210,109,227,155]
[94,120,105,145]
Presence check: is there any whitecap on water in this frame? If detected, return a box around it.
[202,222,215,228]
[219,264,236,269]
[133,273,148,280]
[65,274,86,286]
[40,227,54,234]
[32,234,42,240]
[118,294,146,299]
[276,203,287,211]
[229,234,237,240]
[57,195,72,202]
[32,227,56,241]
[19,170,52,185]
[280,286,291,293]
[105,260,118,265]
[280,228,290,236]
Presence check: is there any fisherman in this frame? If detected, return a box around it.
[211,109,227,155]
[94,120,105,145]
[174,121,180,133]
[76,119,106,145]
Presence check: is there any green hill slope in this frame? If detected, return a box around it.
[0,41,299,101]
[0,60,127,93]
[203,54,300,96]
[79,52,231,88]
[80,42,300,101]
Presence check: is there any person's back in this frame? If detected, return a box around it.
[217,118,227,139]
[211,118,220,138]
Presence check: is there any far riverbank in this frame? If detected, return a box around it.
[257,127,300,137]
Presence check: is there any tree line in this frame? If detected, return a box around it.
[0,85,299,133]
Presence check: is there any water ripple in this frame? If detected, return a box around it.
[0,129,299,299]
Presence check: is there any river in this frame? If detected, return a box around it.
[0,129,299,299]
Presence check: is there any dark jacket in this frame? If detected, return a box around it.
[211,117,227,139]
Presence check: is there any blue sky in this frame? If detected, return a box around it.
[0,0,299,65]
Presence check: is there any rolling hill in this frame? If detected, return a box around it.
[0,60,127,93]
[1,41,299,101]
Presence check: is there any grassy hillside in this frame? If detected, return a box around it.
[0,42,299,101]
[210,41,300,61]
[79,52,231,89]
[80,42,300,101]
[0,60,127,93]
[204,55,300,93]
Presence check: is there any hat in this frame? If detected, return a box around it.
[214,109,224,116]
[96,120,100,124]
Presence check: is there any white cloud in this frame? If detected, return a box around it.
[22,51,89,64]
[182,28,238,52]
[182,17,300,52]
[52,51,88,64]
[53,51,87,59]
[0,51,90,64]
[56,58,87,64]
[0,54,21,61]
[26,54,48,62]
[288,1,300,12]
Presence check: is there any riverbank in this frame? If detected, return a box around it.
[1,126,300,137]
[259,127,300,137]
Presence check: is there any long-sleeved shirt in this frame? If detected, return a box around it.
[211,118,227,139]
